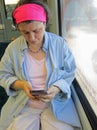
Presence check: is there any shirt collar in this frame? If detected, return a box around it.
[42,31,49,52]
[19,36,28,51]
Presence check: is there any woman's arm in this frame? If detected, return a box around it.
[11,80,34,99]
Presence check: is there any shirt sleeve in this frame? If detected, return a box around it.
[0,44,18,96]
[49,38,76,99]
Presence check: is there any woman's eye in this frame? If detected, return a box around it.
[33,30,39,33]
[24,32,29,35]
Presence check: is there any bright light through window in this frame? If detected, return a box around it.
[60,0,97,115]
[5,0,19,5]
[93,0,97,8]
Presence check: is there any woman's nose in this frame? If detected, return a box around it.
[29,32,35,41]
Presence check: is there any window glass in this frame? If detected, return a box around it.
[4,0,19,19]
[60,0,97,115]
[0,12,4,30]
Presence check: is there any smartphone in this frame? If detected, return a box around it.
[30,90,47,96]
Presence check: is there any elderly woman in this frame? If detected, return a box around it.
[0,0,81,130]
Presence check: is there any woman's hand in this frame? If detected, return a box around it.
[23,82,39,100]
[38,85,60,102]
[11,80,36,100]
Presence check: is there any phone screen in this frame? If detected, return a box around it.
[30,90,47,96]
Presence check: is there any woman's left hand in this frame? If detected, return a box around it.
[38,86,60,102]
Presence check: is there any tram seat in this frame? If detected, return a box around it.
[0,42,10,112]
[0,42,10,60]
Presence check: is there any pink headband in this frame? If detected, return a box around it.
[13,4,47,24]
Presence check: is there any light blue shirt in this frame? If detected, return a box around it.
[0,32,81,129]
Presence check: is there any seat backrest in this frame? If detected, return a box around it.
[0,42,10,112]
[0,42,10,60]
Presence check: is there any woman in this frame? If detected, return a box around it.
[0,0,81,130]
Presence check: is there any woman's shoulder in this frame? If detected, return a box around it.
[46,31,63,39]
[45,31,67,46]
[10,36,25,45]
[46,31,67,43]
[7,36,26,49]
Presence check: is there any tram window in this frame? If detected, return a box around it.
[59,0,97,116]
[0,12,4,30]
[4,0,19,19]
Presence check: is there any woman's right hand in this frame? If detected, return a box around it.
[23,81,35,99]
[11,80,36,99]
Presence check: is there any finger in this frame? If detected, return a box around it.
[39,94,53,102]
[40,98,50,102]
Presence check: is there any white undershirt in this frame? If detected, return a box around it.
[25,51,47,109]
[25,51,47,90]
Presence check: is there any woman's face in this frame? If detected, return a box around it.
[18,21,46,46]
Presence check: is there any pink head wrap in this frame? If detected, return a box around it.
[13,4,47,24]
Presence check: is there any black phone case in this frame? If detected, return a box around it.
[30,90,47,96]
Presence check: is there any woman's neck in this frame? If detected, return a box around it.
[28,45,42,54]
[27,41,43,54]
